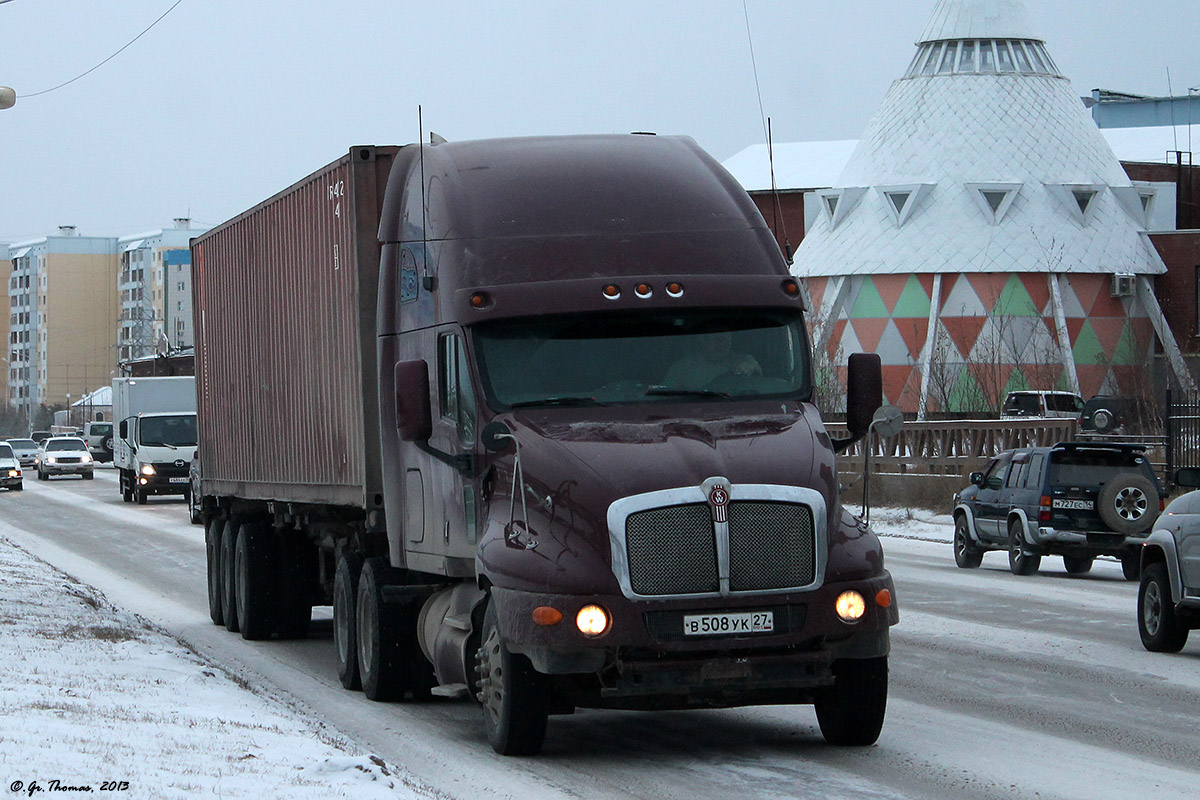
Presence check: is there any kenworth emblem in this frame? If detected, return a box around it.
[703,477,732,524]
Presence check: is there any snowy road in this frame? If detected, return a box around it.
[3,472,1199,799]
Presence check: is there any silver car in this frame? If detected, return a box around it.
[1139,468,1200,652]
[0,442,23,491]
[6,438,39,468]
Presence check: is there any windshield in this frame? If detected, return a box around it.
[139,415,198,447]
[473,309,811,408]
[8,439,35,449]
[46,439,86,452]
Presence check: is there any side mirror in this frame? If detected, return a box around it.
[970,471,984,487]
[845,353,883,440]
[394,360,433,442]
[481,420,514,453]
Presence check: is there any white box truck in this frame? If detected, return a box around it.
[113,376,198,505]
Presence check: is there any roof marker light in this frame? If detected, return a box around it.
[782,279,801,298]
[469,292,491,309]
[666,282,684,298]
[602,284,621,300]
[635,283,653,299]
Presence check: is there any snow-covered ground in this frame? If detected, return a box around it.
[0,505,954,799]
[0,532,435,800]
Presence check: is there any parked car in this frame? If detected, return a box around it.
[1137,468,1200,652]
[35,436,95,480]
[6,438,39,468]
[1079,395,1136,435]
[1000,390,1084,420]
[83,421,115,462]
[0,442,23,491]
[953,442,1164,578]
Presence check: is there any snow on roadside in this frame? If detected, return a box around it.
[0,535,434,800]
[866,506,955,543]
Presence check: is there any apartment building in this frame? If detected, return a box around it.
[5,227,119,416]
[117,218,207,361]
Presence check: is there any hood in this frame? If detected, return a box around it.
[477,400,840,594]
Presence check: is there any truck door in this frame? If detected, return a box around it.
[431,331,480,559]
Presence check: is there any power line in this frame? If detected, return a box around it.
[18,0,185,99]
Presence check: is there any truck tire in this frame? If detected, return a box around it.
[1008,520,1040,576]
[235,522,277,641]
[188,488,202,525]
[1097,473,1157,535]
[220,519,240,633]
[205,517,224,626]
[477,597,549,756]
[953,516,983,569]
[334,551,365,689]
[121,474,132,502]
[135,484,148,505]
[275,535,313,639]
[357,557,406,701]
[1138,562,1189,652]
[814,656,888,746]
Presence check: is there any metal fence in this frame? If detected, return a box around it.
[1166,388,1200,480]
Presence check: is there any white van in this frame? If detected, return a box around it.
[1000,390,1083,420]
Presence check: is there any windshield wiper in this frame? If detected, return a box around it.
[508,396,605,409]
[644,387,730,398]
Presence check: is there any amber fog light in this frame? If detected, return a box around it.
[576,605,610,637]
[836,591,866,622]
[532,606,563,626]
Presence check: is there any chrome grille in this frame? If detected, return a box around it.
[625,504,718,595]
[729,501,815,590]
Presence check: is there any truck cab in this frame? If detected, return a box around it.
[116,412,198,504]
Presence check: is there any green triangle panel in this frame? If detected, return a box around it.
[1112,321,1141,366]
[1003,368,1030,397]
[850,277,889,319]
[992,274,1040,317]
[1072,321,1106,366]
[891,275,932,318]
[949,367,986,413]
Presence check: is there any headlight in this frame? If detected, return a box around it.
[81,453,93,463]
[7,470,19,478]
[140,464,156,476]
[835,591,867,622]
[45,456,57,465]
[575,605,611,637]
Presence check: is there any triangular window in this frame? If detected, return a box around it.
[1111,185,1156,228]
[825,195,839,218]
[814,187,867,230]
[966,183,1021,224]
[1046,183,1105,226]
[879,184,933,228]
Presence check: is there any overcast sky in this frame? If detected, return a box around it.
[2,0,1198,243]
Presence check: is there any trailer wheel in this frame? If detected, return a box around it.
[334,551,365,689]
[477,597,549,756]
[275,536,314,639]
[814,656,888,746]
[235,521,277,641]
[357,557,405,701]
[205,517,224,626]
[220,518,240,633]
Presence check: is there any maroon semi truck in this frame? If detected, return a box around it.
[192,134,899,756]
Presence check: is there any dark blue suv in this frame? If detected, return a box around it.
[953,442,1164,578]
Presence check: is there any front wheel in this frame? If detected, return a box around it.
[953,516,983,569]
[814,656,888,746]
[1008,520,1041,576]
[1138,561,1189,652]
[1063,555,1094,575]
[477,597,549,755]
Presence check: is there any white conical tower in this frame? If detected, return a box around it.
[794,0,1190,413]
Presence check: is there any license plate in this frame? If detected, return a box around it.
[169,477,189,484]
[1052,498,1092,510]
[682,611,774,636]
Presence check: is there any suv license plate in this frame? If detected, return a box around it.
[682,611,774,636]
[1052,499,1093,510]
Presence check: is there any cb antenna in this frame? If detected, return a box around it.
[743,2,792,264]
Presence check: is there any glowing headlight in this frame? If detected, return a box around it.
[81,453,93,463]
[575,605,611,637]
[835,591,867,622]
[45,456,57,465]
[140,464,156,476]
[7,470,19,478]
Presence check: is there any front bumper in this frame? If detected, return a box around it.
[0,475,22,488]
[42,462,93,476]
[135,474,190,495]
[490,572,897,706]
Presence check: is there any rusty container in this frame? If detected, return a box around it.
[191,146,399,509]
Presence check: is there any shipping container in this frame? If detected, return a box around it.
[191,146,398,509]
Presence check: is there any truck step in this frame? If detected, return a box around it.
[431,683,470,699]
